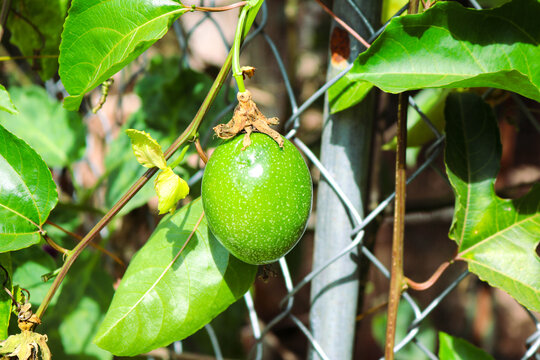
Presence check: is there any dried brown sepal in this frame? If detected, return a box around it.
[213,90,284,150]
[240,66,256,79]
[0,304,51,360]
[17,304,40,332]
[0,331,51,360]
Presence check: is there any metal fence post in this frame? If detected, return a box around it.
[309,1,381,359]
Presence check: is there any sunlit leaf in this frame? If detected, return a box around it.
[59,0,188,110]
[337,0,540,113]
[0,124,58,252]
[94,199,256,356]
[439,332,494,360]
[0,86,17,115]
[445,92,540,312]
[381,0,407,22]
[244,0,264,38]
[0,86,85,168]
[0,254,12,340]
[126,129,167,169]
[154,167,189,215]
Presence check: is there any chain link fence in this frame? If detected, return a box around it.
[162,1,540,359]
[44,0,539,359]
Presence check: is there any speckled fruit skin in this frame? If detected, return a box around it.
[201,133,312,265]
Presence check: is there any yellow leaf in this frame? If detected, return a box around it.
[154,167,189,215]
[125,129,167,169]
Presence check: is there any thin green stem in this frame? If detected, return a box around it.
[35,47,235,322]
[409,0,420,14]
[232,5,249,93]
[168,145,190,170]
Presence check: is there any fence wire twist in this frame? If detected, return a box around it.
[62,0,538,359]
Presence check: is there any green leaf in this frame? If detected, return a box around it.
[383,88,451,150]
[0,86,85,168]
[0,124,58,253]
[12,246,58,308]
[328,77,373,114]
[6,0,69,80]
[244,0,264,38]
[342,0,540,110]
[126,129,167,169]
[0,86,17,115]
[94,199,256,356]
[445,92,540,312]
[154,167,189,215]
[381,0,407,22]
[0,254,12,340]
[59,0,188,110]
[438,332,494,360]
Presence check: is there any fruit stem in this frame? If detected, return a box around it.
[232,4,249,93]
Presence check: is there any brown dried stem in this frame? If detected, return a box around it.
[195,138,208,164]
[356,301,388,322]
[384,92,408,360]
[45,220,125,267]
[192,1,247,12]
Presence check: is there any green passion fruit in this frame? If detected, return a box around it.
[201,133,312,265]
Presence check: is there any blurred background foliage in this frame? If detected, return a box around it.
[0,0,538,359]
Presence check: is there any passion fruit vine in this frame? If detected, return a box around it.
[201,133,312,265]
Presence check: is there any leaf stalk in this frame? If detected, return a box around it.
[406,260,452,291]
[193,1,247,12]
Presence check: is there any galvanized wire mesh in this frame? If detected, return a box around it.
[164,1,540,359]
[62,0,538,359]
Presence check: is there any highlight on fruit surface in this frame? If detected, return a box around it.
[201,133,312,265]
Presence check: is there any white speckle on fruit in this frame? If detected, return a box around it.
[201,133,312,265]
